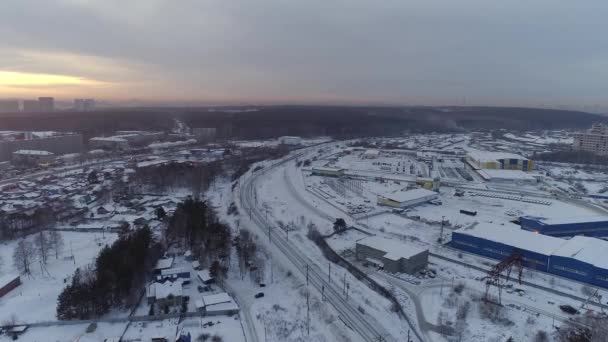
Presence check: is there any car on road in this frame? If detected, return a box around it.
[254,292,264,299]
[559,305,578,315]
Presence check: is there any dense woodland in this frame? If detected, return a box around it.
[0,106,601,140]
[56,226,161,319]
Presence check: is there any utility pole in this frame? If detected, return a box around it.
[306,290,310,336]
[328,263,331,283]
[322,285,325,301]
[343,273,347,296]
[306,264,309,286]
[268,226,271,243]
[439,215,445,244]
[271,257,274,284]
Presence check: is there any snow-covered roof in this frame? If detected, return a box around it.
[357,236,427,261]
[202,292,232,306]
[467,150,527,162]
[531,215,608,225]
[312,166,344,172]
[13,149,54,156]
[155,257,174,270]
[552,236,608,269]
[477,169,536,180]
[379,188,437,203]
[0,274,19,287]
[454,223,566,256]
[152,280,182,299]
[196,269,213,282]
[90,136,128,142]
[161,267,189,276]
[364,149,380,155]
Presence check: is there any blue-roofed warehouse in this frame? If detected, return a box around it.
[520,215,608,237]
[451,223,608,288]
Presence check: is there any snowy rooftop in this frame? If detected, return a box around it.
[553,236,608,269]
[155,257,174,270]
[13,149,54,155]
[467,150,527,162]
[454,223,566,256]
[379,188,437,203]
[312,166,344,172]
[531,215,608,225]
[0,273,19,287]
[201,292,233,306]
[357,236,427,261]
[90,136,128,142]
[477,169,536,180]
[152,280,183,299]
[196,269,213,282]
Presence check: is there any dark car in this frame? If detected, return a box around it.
[254,292,264,299]
[559,305,578,315]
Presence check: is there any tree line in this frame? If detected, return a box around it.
[166,198,231,282]
[56,226,161,320]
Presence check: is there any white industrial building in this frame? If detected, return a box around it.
[279,136,302,145]
[377,188,438,208]
[476,169,538,184]
[12,150,55,165]
[363,149,380,159]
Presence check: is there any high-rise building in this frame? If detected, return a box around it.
[74,98,96,111]
[38,97,55,112]
[0,100,19,113]
[22,100,40,112]
[573,123,608,156]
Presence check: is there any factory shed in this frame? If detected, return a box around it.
[356,236,428,274]
[451,223,565,271]
[377,188,438,209]
[521,215,608,237]
[550,236,608,288]
[311,167,345,177]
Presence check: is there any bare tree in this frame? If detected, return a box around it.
[13,239,34,275]
[34,231,51,264]
[48,230,65,259]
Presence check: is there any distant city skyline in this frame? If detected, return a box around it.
[1,0,607,109]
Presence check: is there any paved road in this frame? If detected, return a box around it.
[237,151,404,342]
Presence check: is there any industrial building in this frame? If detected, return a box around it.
[467,151,533,171]
[451,223,608,288]
[520,216,608,237]
[278,136,302,145]
[476,169,538,184]
[362,149,380,159]
[311,167,345,177]
[89,136,130,150]
[573,122,608,156]
[377,188,438,208]
[0,133,83,162]
[89,131,165,150]
[0,274,21,298]
[356,236,428,274]
[416,177,441,190]
[12,150,55,166]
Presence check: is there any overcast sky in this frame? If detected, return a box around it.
[1,0,607,106]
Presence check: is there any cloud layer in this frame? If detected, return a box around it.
[1,0,607,105]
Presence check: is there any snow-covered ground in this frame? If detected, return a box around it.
[0,231,119,324]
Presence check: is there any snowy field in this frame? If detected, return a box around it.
[0,231,118,323]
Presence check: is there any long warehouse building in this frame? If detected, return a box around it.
[0,134,83,162]
[520,215,608,237]
[451,223,608,288]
